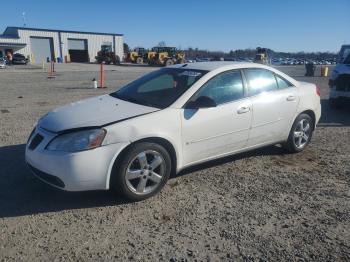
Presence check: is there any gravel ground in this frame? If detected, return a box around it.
[0,63,349,261]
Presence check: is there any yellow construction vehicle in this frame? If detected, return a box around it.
[254,47,269,64]
[144,50,157,65]
[147,47,185,66]
[126,47,146,64]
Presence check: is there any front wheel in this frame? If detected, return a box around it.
[283,113,314,153]
[111,142,172,201]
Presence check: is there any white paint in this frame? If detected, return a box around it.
[38,94,158,132]
[25,62,322,192]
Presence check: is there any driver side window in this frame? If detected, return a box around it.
[193,70,244,105]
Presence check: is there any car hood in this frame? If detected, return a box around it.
[334,64,350,75]
[38,94,159,133]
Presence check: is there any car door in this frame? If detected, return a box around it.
[244,68,299,146]
[181,70,252,166]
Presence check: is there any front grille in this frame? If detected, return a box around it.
[29,134,44,150]
[27,127,36,144]
[28,164,65,188]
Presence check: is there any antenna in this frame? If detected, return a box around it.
[22,11,26,27]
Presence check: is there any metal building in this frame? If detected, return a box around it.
[0,26,123,63]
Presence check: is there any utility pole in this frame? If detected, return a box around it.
[22,11,26,27]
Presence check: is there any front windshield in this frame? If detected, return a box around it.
[339,46,350,64]
[111,68,208,109]
[343,53,350,64]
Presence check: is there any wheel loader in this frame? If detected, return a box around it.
[254,47,269,64]
[126,47,147,64]
[147,47,185,66]
[95,45,120,65]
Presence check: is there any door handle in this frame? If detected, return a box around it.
[237,106,250,114]
[286,95,296,101]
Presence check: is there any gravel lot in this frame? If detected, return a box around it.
[0,63,349,261]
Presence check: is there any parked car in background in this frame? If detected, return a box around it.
[12,53,28,65]
[0,58,6,69]
[329,45,350,108]
[185,58,196,63]
[26,62,321,200]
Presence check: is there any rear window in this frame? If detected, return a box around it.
[275,74,293,89]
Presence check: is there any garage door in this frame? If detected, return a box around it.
[68,39,89,62]
[30,37,54,64]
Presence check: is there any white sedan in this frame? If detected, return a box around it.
[26,62,321,200]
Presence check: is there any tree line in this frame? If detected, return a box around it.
[124,43,337,60]
[185,47,337,60]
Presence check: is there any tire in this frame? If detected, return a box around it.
[136,57,143,64]
[111,142,172,201]
[283,113,314,153]
[165,59,174,66]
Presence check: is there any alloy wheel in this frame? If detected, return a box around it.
[293,119,311,149]
[125,150,166,195]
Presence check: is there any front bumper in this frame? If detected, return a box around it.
[25,126,128,191]
[27,164,66,188]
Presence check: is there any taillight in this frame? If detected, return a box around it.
[316,85,321,96]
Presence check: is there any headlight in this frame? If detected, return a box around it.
[46,129,106,152]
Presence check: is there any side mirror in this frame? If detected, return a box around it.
[186,96,217,109]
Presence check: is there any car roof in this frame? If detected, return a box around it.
[169,61,265,71]
[168,61,299,89]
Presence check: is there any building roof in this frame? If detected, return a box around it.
[0,42,26,47]
[2,26,123,38]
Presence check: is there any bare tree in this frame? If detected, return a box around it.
[123,43,130,54]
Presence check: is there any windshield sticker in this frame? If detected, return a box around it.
[178,71,202,77]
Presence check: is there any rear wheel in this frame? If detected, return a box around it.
[111,142,171,201]
[283,113,314,153]
[165,59,174,66]
[136,57,143,64]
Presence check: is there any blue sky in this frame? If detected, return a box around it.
[1,0,349,53]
